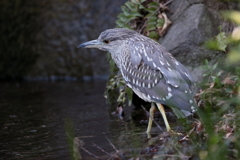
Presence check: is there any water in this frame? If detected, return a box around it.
[0,81,147,159]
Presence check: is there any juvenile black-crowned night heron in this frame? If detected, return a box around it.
[78,28,197,133]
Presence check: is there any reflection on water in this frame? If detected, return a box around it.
[0,81,147,159]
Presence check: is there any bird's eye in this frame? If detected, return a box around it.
[103,40,110,44]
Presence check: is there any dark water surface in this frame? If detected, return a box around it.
[0,81,146,160]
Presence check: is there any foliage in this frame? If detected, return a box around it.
[205,29,228,52]
[195,61,240,160]
[0,1,48,79]
[116,0,171,40]
[105,0,172,107]
[192,10,240,160]
[224,10,240,64]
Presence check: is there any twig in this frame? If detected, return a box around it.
[139,8,160,33]
[73,137,83,160]
[71,137,102,160]
[103,132,119,153]
[139,0,173,33]
[172,0,183,19]
[92,143,111,156]
[153,154,191,159]
[141,105,163,131]
[80,145,103,160]
[65,133,83,160]
[103,133,126,160]
[163,0,173,6]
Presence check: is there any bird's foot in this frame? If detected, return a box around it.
[146,129,182,138]
[167,129,183,136]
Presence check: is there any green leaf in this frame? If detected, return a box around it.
[117,13,128,22]
[138,4,145,9]
[125,87,133,106]
[205,59,209,66]
[156,18,164,27]
[129,10,142,17]
[202,73,208,77]
[145,24,156,31]
[131,0,140,4]
[227,49,240,64]
[216,71,223,77]
[121,6,131,16]
[128,15,139,21]
[216,32,227,52]
[117,13,135,22]
[147,20,157,26]
[117,91,126,104]
[157,18,164,23]
[148,15,158,21]
[125,1,138,11]
[145,13,154,19]
[144,7,157,13]
[148,31,159,39]
[147,2,159,8]
[116,19,131,28]
[204,39,219,51]
[212,62,218,70]
[116,19,124,27]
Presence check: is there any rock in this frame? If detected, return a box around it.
[28,0,126,80]
[159,0,233,82]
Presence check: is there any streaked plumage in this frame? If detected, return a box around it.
[79,28,197,132]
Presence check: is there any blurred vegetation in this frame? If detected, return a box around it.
[194,10,240,160]
[105,0,172,107]
[195,61,240,160]
[0,1,48,79]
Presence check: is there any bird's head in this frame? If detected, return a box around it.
[78,28,137,52]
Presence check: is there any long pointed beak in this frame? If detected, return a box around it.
[78,39,103,48]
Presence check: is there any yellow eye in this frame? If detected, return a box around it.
[104,40,110,44]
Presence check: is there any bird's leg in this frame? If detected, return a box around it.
[156,103,171,132]
[146,103,156,133]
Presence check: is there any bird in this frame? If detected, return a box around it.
[78,28,197,133]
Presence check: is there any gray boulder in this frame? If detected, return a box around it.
[159,0,232,82]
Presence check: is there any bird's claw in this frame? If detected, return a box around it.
[168,129,183,136]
